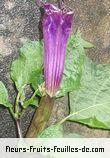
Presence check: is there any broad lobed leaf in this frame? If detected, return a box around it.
[11,41,43,91]
[69,58,110,129]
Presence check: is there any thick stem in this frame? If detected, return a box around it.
[15,119,22,138]
[26,95,54,138]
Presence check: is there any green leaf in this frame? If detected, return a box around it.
[11,41,43,92]
[69,58,110,129]
[23,97,38,109]
[58,29,86,97]
[38,125,63,138]
[0,81,12,107]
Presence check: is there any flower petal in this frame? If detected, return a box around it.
[43,3,74,97]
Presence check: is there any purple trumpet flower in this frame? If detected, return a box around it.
[43,3,74,97]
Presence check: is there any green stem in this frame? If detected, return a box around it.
[9,107,16,119]
[31,89,39,99]
[15,90,24,137]
[15,91,21,116]
[58,115,71,125]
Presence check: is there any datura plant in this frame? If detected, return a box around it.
[1,1,110,138]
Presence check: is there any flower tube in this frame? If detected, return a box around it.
[43,3,74,97]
